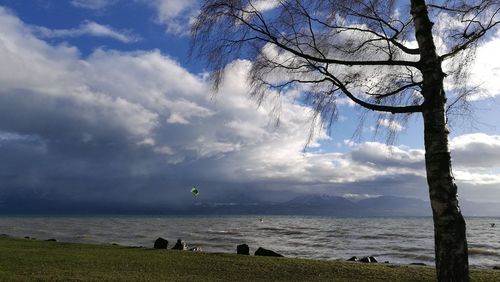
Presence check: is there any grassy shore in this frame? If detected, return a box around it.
[0,236,498,281]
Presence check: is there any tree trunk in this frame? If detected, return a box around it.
[411,0,470,281]
[422,95,470,282]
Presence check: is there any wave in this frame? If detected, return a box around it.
[256,227,306,236]
[468,248,499,257]
[391,246,429,252]
[468,243,498,249]
[356,235,383,240]
[287,226,321,231]
[381,252,434,261]
[206,230,241,236]
[257,227,286,232]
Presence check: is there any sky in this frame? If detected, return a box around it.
[0,0,499,213]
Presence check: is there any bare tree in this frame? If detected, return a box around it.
[191,0,499,281]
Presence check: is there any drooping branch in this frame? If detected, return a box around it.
[316,67,423,114]
[229,6,421,68]
[296,2,420,56]
[367,81,423,99]
[192,0,495,118]
[441,7,499,61]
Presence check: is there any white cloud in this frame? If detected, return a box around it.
[343,193,381,201]
[434,13,500,100]
[378,118,404,132]
[164,98,214,124]
[454,170,500,185]
[32,21,139,43]
[351,142,424,168]
[70,0,115,10]
[0,7,157,139]
[249,0,280,12]
[141,0,198,35]
[241,0,280,21]
[468,30,500,100]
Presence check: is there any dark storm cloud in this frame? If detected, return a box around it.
[450,134,500,168]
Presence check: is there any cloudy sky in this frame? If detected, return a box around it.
[0,0,499,212]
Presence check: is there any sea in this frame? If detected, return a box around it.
[0,216,498,268]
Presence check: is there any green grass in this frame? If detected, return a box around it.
[0,236,498,281]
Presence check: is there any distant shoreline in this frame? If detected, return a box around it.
[0,213,499,218]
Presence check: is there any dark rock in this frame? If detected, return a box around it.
[24,236,30,239]
[346,256,358,262]
[172,239,187,250]
[359,256,377,263]
[384,261,390,264]
[359,257,370,263]
[46,239,57,242]
[410,262,427,266]
[111,243,119,246]
[493,266,500,270]
[254,247,283,257]
[154,237,169,249]
[237,244,250,255]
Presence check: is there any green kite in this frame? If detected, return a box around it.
[191,186,199,196]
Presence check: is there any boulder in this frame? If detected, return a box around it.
[237,244,250,255]
[172,239,187,250]
[46,238,57,242]
[359,256,377,263]
[254,247,283,257]
[346,256,358,262]
[154,237,169,249]
[410,262,426,266]
[493,266,500,270]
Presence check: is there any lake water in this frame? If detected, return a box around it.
[0,216,498,268]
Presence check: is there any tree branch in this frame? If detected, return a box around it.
[367,81,423,99]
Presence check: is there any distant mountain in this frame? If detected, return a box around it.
[356,196,431,216]
[460,200,500,217]
[182,195,432,216]
[185,195,497,217]
[273,194,357,215]
[0,193,498,216]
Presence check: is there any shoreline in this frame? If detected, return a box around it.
[0,215,498,270]
[1,232,499,270]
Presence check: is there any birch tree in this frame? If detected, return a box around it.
[191,1,499,281]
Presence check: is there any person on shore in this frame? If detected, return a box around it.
[172,238,187,250]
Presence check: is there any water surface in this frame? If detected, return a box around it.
[0,216,498,267]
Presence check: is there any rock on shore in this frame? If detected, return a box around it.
[254,247,283,257]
